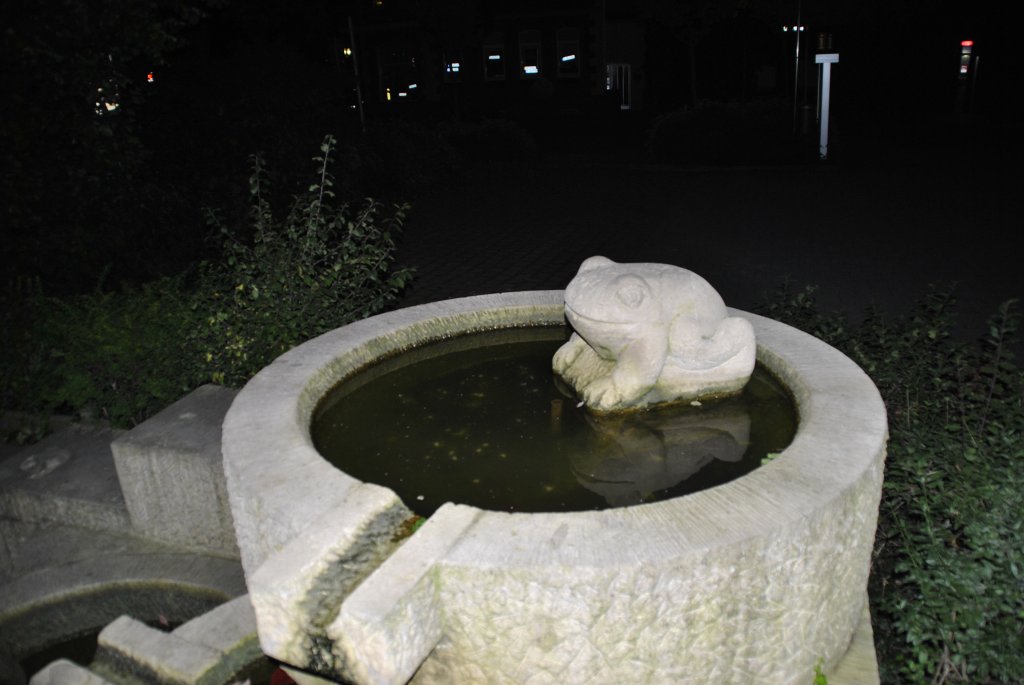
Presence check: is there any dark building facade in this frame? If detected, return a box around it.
[335,1,646,122]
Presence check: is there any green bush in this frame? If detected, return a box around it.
[1,275,204,428]
[757,285,1024,684]
[1,135,413,428]
[193,134,413,387]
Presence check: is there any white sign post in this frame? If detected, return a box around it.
[815,53,839,160]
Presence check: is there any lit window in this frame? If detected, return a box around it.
[519,31,541,78]
[378,43,417,103]
[444,51,462,82]
[483,37,505,80]
[557,29,580,78]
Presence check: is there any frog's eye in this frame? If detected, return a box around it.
[611,274,650,309]
[616,281,647,308]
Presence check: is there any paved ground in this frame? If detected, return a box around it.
[393,118,1021,354]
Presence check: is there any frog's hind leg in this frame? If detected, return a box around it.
[669,316,755,371]
[703,316,756,368]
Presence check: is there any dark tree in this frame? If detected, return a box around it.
[1,0,218,292]
[641,0,749,106]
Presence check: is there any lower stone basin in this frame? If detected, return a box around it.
[222,291,887,685]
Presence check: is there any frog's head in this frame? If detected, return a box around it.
[564,257,659,342]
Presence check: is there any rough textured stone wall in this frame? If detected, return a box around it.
[223,293,887,685]
[415,459,882,684]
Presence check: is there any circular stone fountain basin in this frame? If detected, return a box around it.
[222,291,887,685]
[310,326,797,516]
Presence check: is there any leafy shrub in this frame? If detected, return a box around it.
[1,135,413,427]
[757,286,1024,684]
[194,134,413,387]
[1,275,204,428]
[648,99,805,166]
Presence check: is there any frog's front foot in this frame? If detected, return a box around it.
[583,376,624,411]
[553,334,587,373]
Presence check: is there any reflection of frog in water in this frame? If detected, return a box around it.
[569,400,750,507]
[553,256,756,411]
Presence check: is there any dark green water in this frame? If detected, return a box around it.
[18,631,99,677]
[312,327,797,517]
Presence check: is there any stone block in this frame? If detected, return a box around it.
[173,594,261,674]
[29,659,114,685]
[0,425,129,534]
[92,599,264,685]
[329,503,481,685]
[111,385,239,557]
[830,598,880,685]
[95,615,224,685]
[246,483,410,673]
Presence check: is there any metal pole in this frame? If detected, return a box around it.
[816,62,822,122]
[792,0,801,134]
[348,15,367,134]
[816,53,838,160]
[819,62,831,158]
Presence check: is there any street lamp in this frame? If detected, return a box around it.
[783,20,805,133]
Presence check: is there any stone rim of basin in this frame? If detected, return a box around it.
[222,290,887,685]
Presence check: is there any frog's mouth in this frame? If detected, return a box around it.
[565,304,632,327]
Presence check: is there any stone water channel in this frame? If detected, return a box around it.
[0,387,268,684]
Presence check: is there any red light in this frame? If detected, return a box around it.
[960,40,973,47]
[147,72,155,82]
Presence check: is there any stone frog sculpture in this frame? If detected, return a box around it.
[552,256,755,412]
